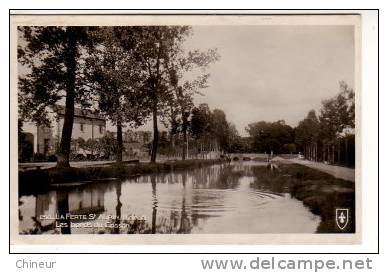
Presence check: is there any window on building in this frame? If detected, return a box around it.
[80,123,84,132]
[99,125,103,134]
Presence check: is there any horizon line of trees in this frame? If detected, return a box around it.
[18,26,219,167]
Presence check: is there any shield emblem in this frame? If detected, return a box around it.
[336,208,349,230]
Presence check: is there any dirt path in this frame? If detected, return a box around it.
[288,158,355,182]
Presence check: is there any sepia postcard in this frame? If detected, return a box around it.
[10,12,362,247]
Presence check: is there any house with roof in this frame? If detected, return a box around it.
[32,105,106,159]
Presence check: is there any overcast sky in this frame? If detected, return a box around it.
[180,25,355,136]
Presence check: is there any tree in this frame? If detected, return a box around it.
[223,122,242,153]
[190,105,240,154]
[211,109,230,152]
[18,119,34,162]
[133,26,218,162]
[190,103,214,153]
[166,47,219,160]
[318,81,355,163]
[294,81,355,164]
[18,26,95,167]
[128,26,192,163]
[85,27,149,163]
[246,120,294,154]
[97,132,119,160]
[72,137,86,155]
[295,110,320,160]
[319,81,355,138]
[161,97,180,151]
[85,138,99,156]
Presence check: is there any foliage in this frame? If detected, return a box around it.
[127,26,218,162]
[18,26,219,163]
[190,103,213,140]
[295,81,355,164]
[85,27,150,128]
[190,104,233,152]
[18,26,96,122]
[18,26,97,167]
[163,43,219,159]
[211,109,230,151]
[18,119,34,162]
[295,110,320,149]
[246,120,294,154]
[85,27,153,162]
[319,81,355,141]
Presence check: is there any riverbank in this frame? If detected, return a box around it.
[250,163,355,233]
[19,158,228,196]
[288,158,355,182]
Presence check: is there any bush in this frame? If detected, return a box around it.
[47,155,57,162]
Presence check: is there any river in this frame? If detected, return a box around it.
[18,161,320,234]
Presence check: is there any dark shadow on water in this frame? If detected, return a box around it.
[56,191,71,234]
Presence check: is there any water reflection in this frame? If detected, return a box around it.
[151,175,157,234]
[19,162,320,234]
[112,182,122,234]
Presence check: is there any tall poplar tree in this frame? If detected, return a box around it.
[166,48,219,160]
[132,26,191,163]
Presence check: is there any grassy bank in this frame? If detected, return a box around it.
[19,158,227,196]
[250,163,355,233]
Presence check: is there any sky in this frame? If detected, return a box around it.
[181,25,355,136]
[21,25,355,137]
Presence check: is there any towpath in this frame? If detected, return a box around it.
[287,158,355,182]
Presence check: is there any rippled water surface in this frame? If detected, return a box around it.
[19,162,320,234]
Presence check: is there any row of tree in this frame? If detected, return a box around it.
[295,81,355,166]
[18,26,219,167]
[145,103,238,159]
[189,103,238,154]
[225,81,355,166]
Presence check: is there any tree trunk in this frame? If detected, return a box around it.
[313,143,315,161]
[338,140,341,165]
[116,120,123,163]
[307,145,309,160]
[151,103,158,163]
[181,112,189,161]
[345,138,348,166]
[56,30,77,168]
[312,143,315,161]
[170,133,175,149]
[325,144,328,162]
[182,129,187,160]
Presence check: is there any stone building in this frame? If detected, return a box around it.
[34,105,106,158]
